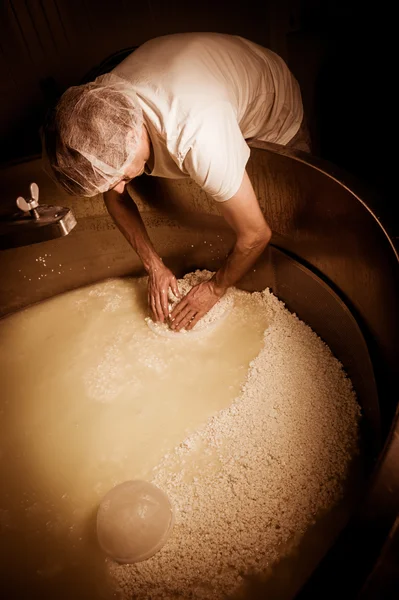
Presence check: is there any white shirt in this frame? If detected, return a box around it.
[113,33,303,201]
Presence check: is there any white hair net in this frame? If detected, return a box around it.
[42,73,144,196]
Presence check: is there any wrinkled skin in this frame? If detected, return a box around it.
[148,263,181,323]
[169,279,223,331]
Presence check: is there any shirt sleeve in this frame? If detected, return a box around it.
[182,102,250,202]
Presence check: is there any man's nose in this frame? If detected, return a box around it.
[114,181,126,194]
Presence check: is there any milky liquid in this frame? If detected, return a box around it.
[0,277,269,599]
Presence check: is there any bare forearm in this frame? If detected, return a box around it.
[103,188,162,272]
[170,229,270,332]
[212,170,272,295]
[213,232,270,294]
[169,170,271,331]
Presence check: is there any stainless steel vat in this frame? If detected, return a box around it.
[0,142,398,598]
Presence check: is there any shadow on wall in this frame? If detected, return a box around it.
[312,3,393,201]
[3,0,393,219]
[287,1,393,217]
[1,47,138,169]
[0,0,271,166]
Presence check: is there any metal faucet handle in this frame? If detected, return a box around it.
[30,182,39,202]
[2,182,77,249]
[16,182,40,213]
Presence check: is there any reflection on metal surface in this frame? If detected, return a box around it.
[0,182,77,250]
[269,245,380,458]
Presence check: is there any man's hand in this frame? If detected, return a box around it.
[170,169,271,332]
[170,278,225,331]
[103,170,271,329]
[148,263,180,323]
[104,188,180,322]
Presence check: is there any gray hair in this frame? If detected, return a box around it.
[42,74,143,197]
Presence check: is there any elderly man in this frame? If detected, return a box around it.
[43,32,308,331]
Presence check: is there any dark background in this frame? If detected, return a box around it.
[0,0,394,200]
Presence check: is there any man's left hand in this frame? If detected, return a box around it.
[170,280,225,331]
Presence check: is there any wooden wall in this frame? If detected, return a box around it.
[1,0,391,199]
[0,0,301,164]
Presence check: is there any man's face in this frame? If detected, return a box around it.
[110,126,150,194]
[110,162,145,194]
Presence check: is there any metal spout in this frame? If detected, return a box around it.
[0,182,77,250]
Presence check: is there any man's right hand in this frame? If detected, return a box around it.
[104,189,180,323]
[148,262,180,323]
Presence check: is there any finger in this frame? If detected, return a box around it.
[186,311,203,331]
[171,278,181,298]
[150,295,158,321]
[160,288,169,320]
[150,291,163,322]
[175,311,196,331]
[170,297,189,320]
[171,306,195,330]
[154,292,164,322]
[148,285,157,320]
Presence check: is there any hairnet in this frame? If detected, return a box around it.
[42,73,144,196]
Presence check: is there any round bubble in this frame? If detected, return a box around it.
[97,480,174,563]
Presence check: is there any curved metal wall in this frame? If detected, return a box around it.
[0,144,398,597]
[1,144,398,444]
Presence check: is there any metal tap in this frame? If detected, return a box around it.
[0,182,77,250]
[16,182,41,221]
